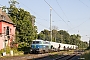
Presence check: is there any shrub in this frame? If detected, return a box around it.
[0,46,24,56]
[18,42,30,54]
[81,50,90,60]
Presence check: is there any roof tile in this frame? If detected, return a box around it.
[0,8,14,25]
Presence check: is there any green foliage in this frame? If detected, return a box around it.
[81,50,90,60]
[0,46,23,56]
[1,1,38,53]
[38,29,88,49]
[0,49,4,55]
[18,42,30,54]
[0,46,11,54]
[38,29,51,41]
[86,46,90,50]
[7,5,37,49]
[6,0,88,52]
[6,46,11,54]
[0,46,11,56]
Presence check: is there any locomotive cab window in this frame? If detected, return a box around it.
[32,41,42,44]
[43,41,50,44]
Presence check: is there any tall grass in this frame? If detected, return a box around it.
[81,50,90,60]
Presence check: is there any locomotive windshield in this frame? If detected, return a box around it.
[32,41,42,44]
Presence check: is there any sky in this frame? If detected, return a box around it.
[0,0,90,43]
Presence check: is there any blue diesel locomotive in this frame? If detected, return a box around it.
[30,40,51,53]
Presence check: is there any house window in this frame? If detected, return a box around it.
[3,27,6,34]
[1,15,5,20]
[10,28,11,33]
[6,26,9,35]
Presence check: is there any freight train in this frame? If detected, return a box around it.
[30,39,78,53]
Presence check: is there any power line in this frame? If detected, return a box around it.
[79,0,90,8]
[18,0,39,16]
[35,21,49,29]
[18,0,73,31]
[18,0,49,22]
[44,0,73,30]
[36,18,48,21]
[68,18,89,31]
[56,0,69,21]
[18,0,51,31]
[0,4,3,6]
[66,0,90,34]
[0,1,49,32]
[0,4,5,7]
[56,0,74,28]
[55,0,90,33]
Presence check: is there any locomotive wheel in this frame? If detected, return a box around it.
[41,50,45,54]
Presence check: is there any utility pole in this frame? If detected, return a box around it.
[50,7,52,42]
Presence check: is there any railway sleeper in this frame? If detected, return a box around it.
[66,55,76,60]
[54,55,69,60]
[54,55,76,60]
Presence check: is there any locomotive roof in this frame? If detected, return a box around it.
[32,39,44,41]
[32,39,50,42]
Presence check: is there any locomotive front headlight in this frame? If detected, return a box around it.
[30,49,32,51]
[38,47,39,48]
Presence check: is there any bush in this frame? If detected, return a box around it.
[0,46,24,56]
[0,49,4,56]
[86,46,90,50]
[18,43,31,54]
[0,46,10,54]
[81,50,90,60]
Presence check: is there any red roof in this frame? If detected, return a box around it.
[0,8,15,26]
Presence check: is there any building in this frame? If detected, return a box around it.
[0,8,16,50]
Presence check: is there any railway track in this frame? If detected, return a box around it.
[33,51,82,60]
[0,53,50,60]
[0,50,83,60]
[33,54,77,60]
[32,54,78,60]
[54,55,76,60]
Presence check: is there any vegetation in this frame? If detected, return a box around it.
[0,46,23,56]
[38,29,88,49]
[81,50,90,60]
[2,0,37,53]
[0,0,36,54]
[1,0,88,54]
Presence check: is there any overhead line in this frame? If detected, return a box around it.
[0,4,3,6]
[56,0,69,21]
[18,0,49,22]
[79,0,89,8]
[18,0,40,16]
[35,21,49,29]
[36,18,48,21]
[55,0,90,33]
[19,1,49,29]
[44,0,72,29]
[56,0,74,28]
[0,1,49,31]
[68,18,89,31]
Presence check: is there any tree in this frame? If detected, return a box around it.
[38,29,88,49]
[58,30,70,44]
[9,0,19,7]
[52,26,58,42]
[8,2,37,48]
[38,29,50,41]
